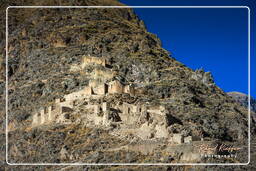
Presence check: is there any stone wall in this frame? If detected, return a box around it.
[121,103,147,125]
[102,102,109,112]
[31,89,200,143]
[64,90,85,101]
[172,134,184,144]
[85,102,111,126]
[40,108,46,124]
[81,56,109,68]
[85,80,108,95]
[56,113,71,124]
[93,69,115,80]
[184,136,193,144]
[32,98,75,127]
[93,83,108,95]
[84,86,93,95]
[48,106,54,122]
[32,113,40,126]
[124,85,135,96]
[31,78,136,128]
[147,105,166,116]
[155,124,169,138]
[136,122,154,139]
[108,80,124,94]
[59,100,74,109]
[88,79,99,88]
[32,105,56,126]
[85,79,135,96]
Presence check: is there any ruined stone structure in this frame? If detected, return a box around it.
[31,54,198,144]
[124,84,135,96]
[121,103,145,124]
[155,124,169,138]
[147,105,167,116]
[81,55,110,68]
[93,68,115,80]
[32,96,81,126]
[172,134,184,144]
[184,136,193,144]
[136,122,154,139]
[32,113,40,126]
[64,90,86,101]
[84,86,93,95]
[69,55,136,96]
[32,79,137,127]
[32,104,56,126]
[32,92,198,144]
[83,79,134,96]
[108,80,124,94]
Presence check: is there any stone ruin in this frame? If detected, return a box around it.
[31,55,200,144]
[81,55,110,69]
[32,55,136,127]
[31,78,135,126]
[31,86,199,144]
[31,92,199,144]
[31,98,74,126]
[84,79,135,96]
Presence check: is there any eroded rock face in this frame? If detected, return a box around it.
[227,92,256,113]
[191,69,214,87]
[227,92,256,126]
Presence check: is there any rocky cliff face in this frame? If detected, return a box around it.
[227,92,256,125]
[227,92,256,113]
[0,0,255,170]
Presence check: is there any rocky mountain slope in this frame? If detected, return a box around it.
[0,0,255,170]
[227,92,256,113]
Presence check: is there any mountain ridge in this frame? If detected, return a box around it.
[227,91,256,113]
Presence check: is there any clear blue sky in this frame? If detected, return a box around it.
[120,0,255,98]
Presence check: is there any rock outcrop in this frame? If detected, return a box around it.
[227,91,256,113]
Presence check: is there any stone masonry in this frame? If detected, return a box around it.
[31,55,198,144]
